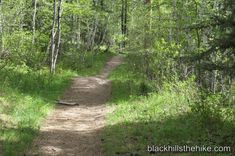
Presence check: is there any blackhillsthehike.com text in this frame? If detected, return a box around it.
[147,145,231,153]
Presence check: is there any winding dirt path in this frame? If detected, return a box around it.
[27,56,123,156]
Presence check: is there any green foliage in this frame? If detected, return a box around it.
[103,64,235,156]
[108,63,142,103]
[60,51,114,76]
[0,49,113,155]
[192,94,223,122]
[0,66,76,156]
[63,1,94,17]
[230,83,235,105]
[0,0,234,155]
[3,31,45,68]
[150,39,181,82]
[125,39,181,90]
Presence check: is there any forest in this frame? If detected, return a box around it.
[0,0,234,155]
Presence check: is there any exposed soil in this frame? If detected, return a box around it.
[26,56,123,156]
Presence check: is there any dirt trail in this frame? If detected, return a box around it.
[27,56,123,156]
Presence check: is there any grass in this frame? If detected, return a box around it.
[0,67,76,156]
[103,62,235,156]
[60,51,114,76]
[77,52,114,76]
[0,52,114,156]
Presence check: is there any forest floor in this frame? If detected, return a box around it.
[26,56,123,156]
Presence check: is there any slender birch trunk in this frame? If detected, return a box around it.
[120,0,124,50]
[52,0,63,73]
[0,0,3,55]
[77,16,81,49]
[50,0,57,73]
[89,15,98,50]
[144,0,152,79]
[32,0,37,44]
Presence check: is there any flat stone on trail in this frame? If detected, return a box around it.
[57,101,78,105]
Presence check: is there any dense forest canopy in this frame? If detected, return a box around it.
[0,0,234,155]
[0,0,234,91]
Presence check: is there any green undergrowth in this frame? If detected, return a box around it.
[0,52,113,156]
[0,66,76,156]
[103,62,235,156]
[60,51,114,76]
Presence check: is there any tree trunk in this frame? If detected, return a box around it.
[120,0,128,50]
[144,0,152,78]
[52,0,63,74]
[77,16,81,49]
[0,0,3,55]
[124,0,128,43]
[32,0,37,44]
[50,0,57,73]
[90,15,98,50]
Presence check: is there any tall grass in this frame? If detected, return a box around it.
[60,51,114,76]
[0,65,76,155]
[0,52,114,155]
[103,63,235,156]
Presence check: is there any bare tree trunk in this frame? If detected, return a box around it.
[120,0,128,51]
[89,15,98,50]
[32,0,37,44]
[77,16,81,49]
[0,0,3,55]
[192,0,202,86]
[53,0,63,73]
[143,0,152,79]
[86,17,97,51]
[99,16,110,46]
[221,74,225,94]
[124,0,128,45]
[85,0,99,51]
[212,51,217,93]
[50,0,57,73]
[212,70,217,93]
[120,0,124,50]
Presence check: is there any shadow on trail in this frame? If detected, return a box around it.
[4,109,232,156]
[103,111,235,156]
[25,56,124,156]
[28,128,104,156]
